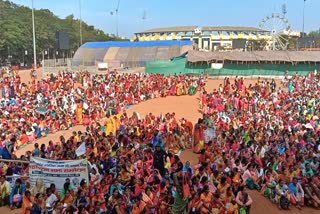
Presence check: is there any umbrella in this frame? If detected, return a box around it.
[35,107,49,115]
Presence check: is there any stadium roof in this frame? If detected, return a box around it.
[135,26,198,34]
[135,26,268,34]
[80,40,193,48]
[202,26,268,32]
[187,50,320,63]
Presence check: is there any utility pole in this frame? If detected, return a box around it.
[79,0,83,45]
[302,0,306,37]
[42,51,45,77]
[31,0,37,70]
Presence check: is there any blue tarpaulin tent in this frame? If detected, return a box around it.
[81,40,192,48]
[72,41,193,67]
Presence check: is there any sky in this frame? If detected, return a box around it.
[10,0,320,38]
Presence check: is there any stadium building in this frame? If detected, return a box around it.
[134,26,271,51]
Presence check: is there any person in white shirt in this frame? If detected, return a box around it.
[46,188,58,214]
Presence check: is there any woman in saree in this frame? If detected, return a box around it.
[142,186,159,213]
[172,162,189,214]
[163,170,174,188]
[105,115,113,136]
[242,164,259,190]
[262,170,277,199]
[217,176,229,203]
[189,83,196,95]
[200,185,219,214]
[82,113,91,126]
[110,115,119,136]
[302,175,320,208]
[76,102,83,125]
[159,190,174,214]
[90,188,106,211]
[121,187,133,213]
[193,119,205,153]
[119,165,131,185]
[61,189,74,206]
[188,191,202,214]
[170,83,176,96]
[235,186,253,214]
[275,179,290,209]
[224,187,238,214]
[22,190,34,214]
[181,82,187,95]
[107,189,122,214]
[133,178,146,198]
[114,114,121,131]
[159,182,169,203]
[168,135,181,154]
[176,82,182,96]
[288,80,293,94]
[288,177,304,209]
[132,197,148,214]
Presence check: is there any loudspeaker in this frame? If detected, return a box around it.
[55,31,70,50]
[232,39,247,49]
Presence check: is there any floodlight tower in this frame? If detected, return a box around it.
[110,0,121,37]
[302,0,307,37]
[142,10,147,30]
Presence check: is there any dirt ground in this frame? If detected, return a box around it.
[1,70,316,213]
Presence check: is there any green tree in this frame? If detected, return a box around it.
[0,0,128,64]
[309,30,320,47]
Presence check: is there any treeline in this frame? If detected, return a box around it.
[308,30,320,47]
[0,0,126,64]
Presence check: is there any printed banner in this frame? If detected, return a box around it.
[29,157,89,190]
